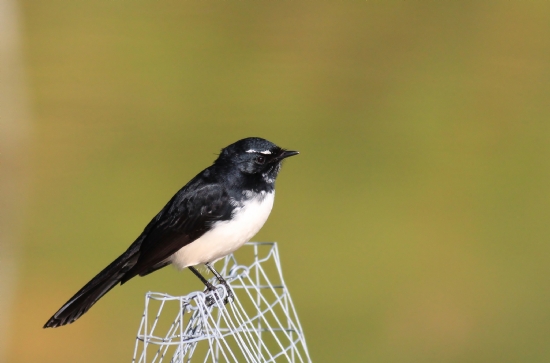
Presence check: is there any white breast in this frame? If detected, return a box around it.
[170,191,275,269]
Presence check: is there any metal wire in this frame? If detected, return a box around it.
[132,242,312,363]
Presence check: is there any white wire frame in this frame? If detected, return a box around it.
[132,242,312,363]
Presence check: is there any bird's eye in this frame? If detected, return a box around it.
[255,156,266,165]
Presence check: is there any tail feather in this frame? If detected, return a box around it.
[44,249,139,328]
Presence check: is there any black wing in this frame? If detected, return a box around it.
[44,169,234,328]
[120,181,234,282]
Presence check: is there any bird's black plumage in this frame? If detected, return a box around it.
[44,137,298,328]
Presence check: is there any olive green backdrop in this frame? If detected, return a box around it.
[7,1,550,362]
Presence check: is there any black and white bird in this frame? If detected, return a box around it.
[44,137,298,328]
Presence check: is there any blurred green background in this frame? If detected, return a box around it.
[3,1,550,362]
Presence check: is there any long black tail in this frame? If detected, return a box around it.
[44,248,140,328]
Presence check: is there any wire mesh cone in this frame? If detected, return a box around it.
[132,242,312,363]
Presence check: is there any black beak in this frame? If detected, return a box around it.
[279,150,299,160]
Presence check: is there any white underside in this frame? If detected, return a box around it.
[170,191,275,269]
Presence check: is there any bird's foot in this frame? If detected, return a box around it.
[204,283,233,307]
[204,281,216,292]
[204,290,222,307]
[221,283,234,305]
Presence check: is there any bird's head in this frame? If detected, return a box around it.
[216,137,298,183]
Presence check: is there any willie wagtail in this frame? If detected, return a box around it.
[44,137,298,328]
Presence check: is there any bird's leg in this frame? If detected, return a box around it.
[205,262,233,304]
[189,266,224,307]
[188,266,216,292]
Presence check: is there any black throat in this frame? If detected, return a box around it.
[211,162,276,200]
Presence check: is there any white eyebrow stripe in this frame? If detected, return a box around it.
[245,149,272,155]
